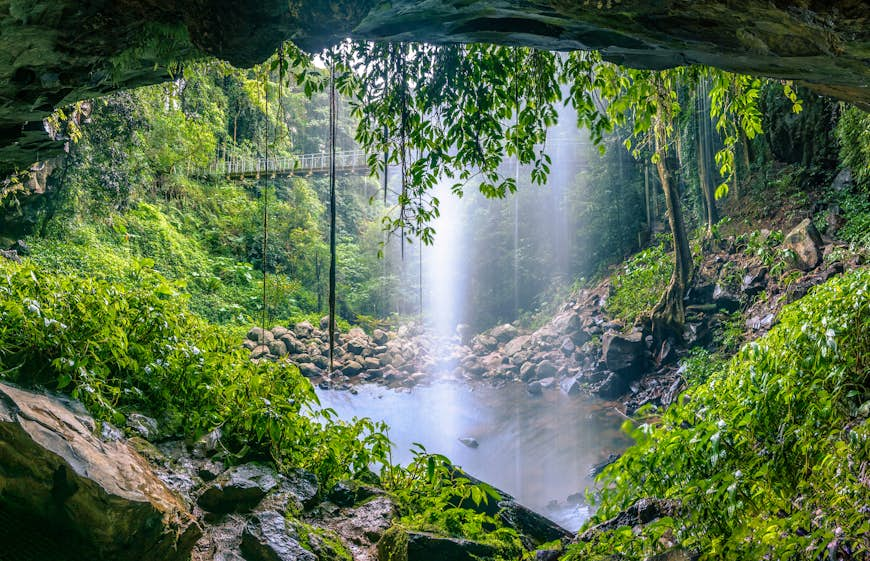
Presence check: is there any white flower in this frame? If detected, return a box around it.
[717,419,727,429]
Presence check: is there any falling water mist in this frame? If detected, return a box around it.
[318,98,630,533]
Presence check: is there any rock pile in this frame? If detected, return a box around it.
[244,217,858,415]
[243,319,464,390]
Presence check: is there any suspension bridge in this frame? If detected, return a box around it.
[198,149,370,179]
[198,138,593,180]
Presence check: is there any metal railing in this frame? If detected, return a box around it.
[199,138,593,180]
[199,149,369,178]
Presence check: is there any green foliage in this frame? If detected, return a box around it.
[381,444,523,557]
[0,259,389,487]
[292,521,352,561]
[568,268,870,560]
[836,106,870,189]
[735,229,797,278]
[316,43,561,243]
[605,242,673,325]
[713,311,744,353]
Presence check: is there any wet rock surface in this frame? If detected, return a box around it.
[1,382,577,561]
[198,463,281,514]
[0,382,201,561]
[241,510,317,561]
[377,527,499,561]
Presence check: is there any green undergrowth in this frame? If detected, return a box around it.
[605,241,673,326]
[292,521,352,561]
[568,268,870,560]
[380,445,525,559]
[0,259,389,488]
[0,257,526,553]
[28,178,325,326]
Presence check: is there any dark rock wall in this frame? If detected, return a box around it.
[0,0,867,173]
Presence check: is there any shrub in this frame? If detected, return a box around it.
[568,268,870,560]
[0,259,388,487]
[605,242,672,326]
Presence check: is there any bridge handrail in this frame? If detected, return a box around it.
[199,139,591,178]
[201,149,369,177]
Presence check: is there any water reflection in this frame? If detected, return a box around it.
[316,379,629,531]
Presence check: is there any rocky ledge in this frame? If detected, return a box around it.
[0,382,570,561]
[1,0,868,173]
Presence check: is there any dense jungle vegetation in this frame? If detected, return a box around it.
[0,40,868,561]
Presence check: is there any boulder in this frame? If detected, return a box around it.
[347,326,368,340]
[458,437,479,449]
[498,499,573,549]
[579,498,680,543]
[378,527,498,561]
[242,339,258,351]
[257,468,320,514]
[712,284,741,312]
[560,377,581,396]
[363,357,381,371]
[601,331,645,376]
[592,371,627,399]
[346,339,367,355]
[0,383,201,561]
[344,360,364,376]
[126,413,160,440]
[191,515,247,561]
[503,335,530,356]
[527,381,543,395]
[192,428,223,458]
[328,479,379,508]
[247,327,274,344]
[279,334,304,355]
[490,323,518,343]
[323,495,397,561]
[589,453,621,477]
[537,377,556,389]
[296,363,322,378]
[535,550,561,561]
[271,326,289,339]
[741,266,768,296]
[197,463,280,514]
[251,345,270,360]
[519,361,537,382]
[372,329,389,345]
[472,334,499,354]
[550,311,581,335]
[241,510,316,561]
[294,321,314,337]
[559,337,575,356]
[267,339,287,357]
[784,218,823,271]
[570,329,591,346]
[535,359,558,379]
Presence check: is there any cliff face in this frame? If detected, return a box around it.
[1,0,867,172]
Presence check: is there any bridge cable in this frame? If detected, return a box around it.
[328,56,338,374]
[261,70,271,338]
[513,47,520,319]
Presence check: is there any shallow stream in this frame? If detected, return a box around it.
[316,378,629,531]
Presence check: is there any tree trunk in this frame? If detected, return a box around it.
[739,128,751,198]
[698,116,718,233]
[650,100,693,343]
